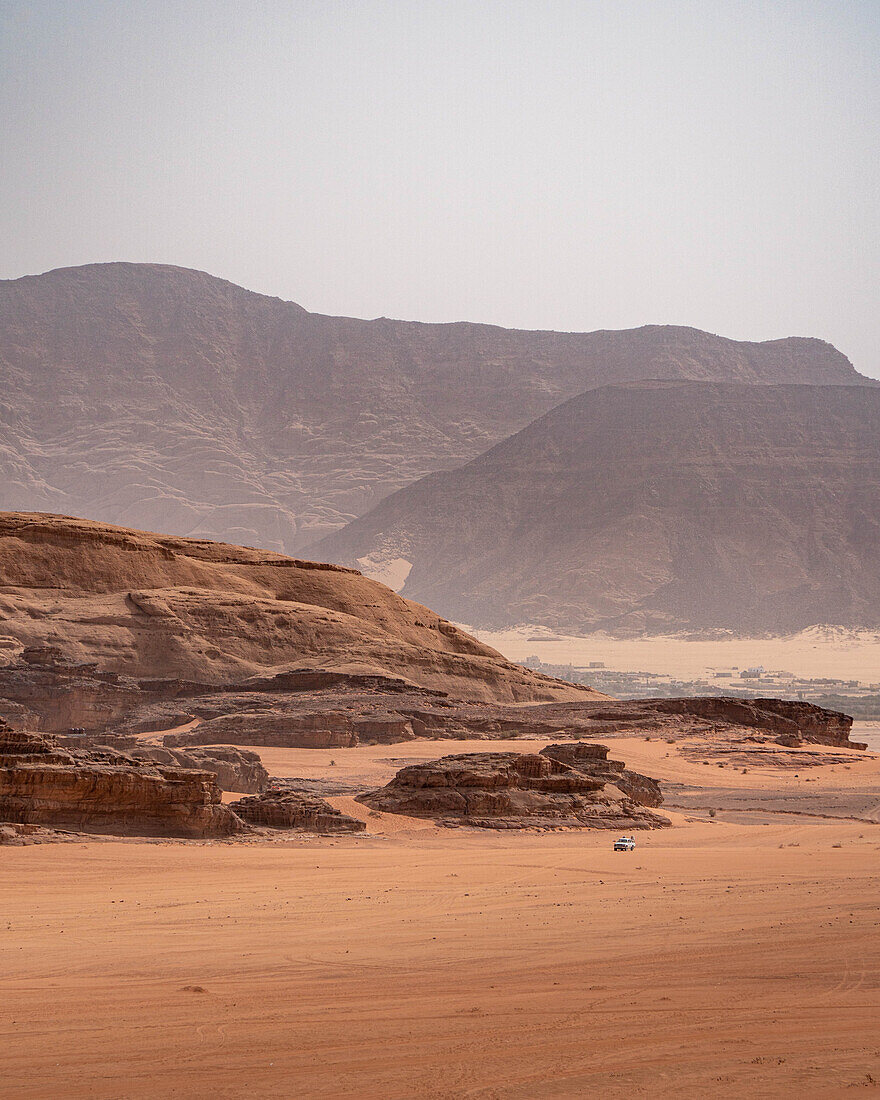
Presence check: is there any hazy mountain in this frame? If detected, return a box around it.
[315,381,880,635]
[0,263,868,553]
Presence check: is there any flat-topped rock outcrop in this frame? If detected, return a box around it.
[357,743,669,830]
[152,690,862,753]
[0,721,245,838]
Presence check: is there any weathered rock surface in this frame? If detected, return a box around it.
[0,263,865,554]
[539,741,664,806]
[649,697,861,748]
[230,782,365,833]
[318,380,880,634]
[0,722,245,838]
[154,691,862,754]
[128,745,269,794]
[162,713,359,750]
[0,512,596,710]
[357,743,670,829]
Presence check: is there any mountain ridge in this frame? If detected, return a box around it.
[315,379,880,635]
[1,262,869,555]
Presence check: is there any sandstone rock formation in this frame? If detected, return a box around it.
[127,745,269,794]
[0,512,596,712]
[357,743,670,829]
[317,380,880,634]
[0,263,868,553]
[539,741,663,806]
[145,689,862,764]
[648,698,861,749]
[0,721,244,838]
[229,783,365,833]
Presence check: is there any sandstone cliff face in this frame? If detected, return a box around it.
[358,744,669,829]
[0,723,244,838]
[0,263,867,553]
[128,745,269,794]
[318,380,880,634]
[0,512,596,706]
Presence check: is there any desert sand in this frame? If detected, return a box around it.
[475,625,880,682]
[3,733,880,1099]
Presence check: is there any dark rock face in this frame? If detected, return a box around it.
[0,647,145,732]
[0,722,245,838]
[229,783,365,833]
[318,380,880,635]
[357,743,669,830]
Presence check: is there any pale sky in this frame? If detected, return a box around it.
[2,0,878,377]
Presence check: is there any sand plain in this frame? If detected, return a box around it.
[473,625,880,682]
[3,730,880,1099]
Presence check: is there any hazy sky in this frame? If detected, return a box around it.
[2,1,878,377]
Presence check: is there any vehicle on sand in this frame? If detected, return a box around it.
[614,836,636,851]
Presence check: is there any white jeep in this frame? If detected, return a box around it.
[613,836,636,851]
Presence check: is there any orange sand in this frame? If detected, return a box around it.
[3,731,880,1097]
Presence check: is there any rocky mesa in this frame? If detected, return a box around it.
[0,721,244,838]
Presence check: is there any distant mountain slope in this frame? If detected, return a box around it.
[0,263,868,553]
[315,381,880,635]
[0,511,594,703]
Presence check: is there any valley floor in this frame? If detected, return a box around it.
[475,625,880,682]
[3,729,880,1098]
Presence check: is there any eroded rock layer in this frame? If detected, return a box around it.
[0,721,244,838]
[154,691,862,753]
[0,512,596,708]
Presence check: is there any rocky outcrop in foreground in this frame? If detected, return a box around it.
[230,782,365,833]
[0,722,244,838]
[358,743,669,830]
